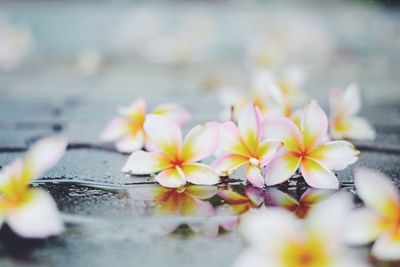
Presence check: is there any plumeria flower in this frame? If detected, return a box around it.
[211,102,282,188]
[218,70,297,121]
[265,188,337,218]
[330,84,376,140]
[235,193,369,267]
[122,115,219,188]
[0,15,32,70]
[0,137,67,238]
[346,168,400,261]
[100,98,190,153]
[263,100,360,189]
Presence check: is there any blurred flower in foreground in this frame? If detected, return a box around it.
[218,68,306,121]
[265,188,337,218]
[122,115,219,188]
[212,102,282,188]
[235,193,368,267]
[263,100,359,189]
[346,168,400,261]
[100,98,190,153]
[0,137,67,238]
[0,15,32,70]
[330,84,376,140]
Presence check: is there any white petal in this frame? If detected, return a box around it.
[23,136,67,181]
[265,149,301,186]
[302,100,328,149]
[309,141,360,171]
[154,167,186,188]
[99,118,129,141]
[300,158,339,189]
[121,151,171,174]
[144,115,181,160]
[7,189,64,238]
[355,168,400,218]
[115,131,145,153]
[180,122,219,162]
[182,163,220,185]
[372,231,400,261]
[345,208,384,245]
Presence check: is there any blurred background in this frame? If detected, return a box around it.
[0,0,399,120]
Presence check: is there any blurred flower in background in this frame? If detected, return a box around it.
[0,14,32,70]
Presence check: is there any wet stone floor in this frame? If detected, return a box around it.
[0,1,400,267]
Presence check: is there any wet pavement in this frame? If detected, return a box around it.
[0,1,400,266]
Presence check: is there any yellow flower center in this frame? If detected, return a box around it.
[281,237,330,267]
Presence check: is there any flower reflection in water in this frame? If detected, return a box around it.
[128,184,238,237]
[218,185,337,218]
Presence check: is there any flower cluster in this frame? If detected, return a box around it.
[121,97,359,190]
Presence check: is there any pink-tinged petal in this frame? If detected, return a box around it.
[300,157,339,189]
[218,121,250,156]
[264,188,298,208]
[308,141,360,171]
[144,115,181,160]
[345,208,384,245]
[302,100,328,149]
[181,163,219,185]
[257,139,282,167]
[265,149,301,186]
[211,154,248,175]
[341,117,376,140]
[355,168,400,219]
[238,102,262,154]
[329,87,344,116]
[245,164,264,188]
[151,103,191,126]
[372,231,400,261]
[154,167,186,188]
[7,189,64,238]
[23,136,67,181]
[244,186,265,206]
[186,185,218,200]
[118,98,147,120]
[115,131,144,153]
[99,118,129,141]
[263,117,302,152]
[121,151,171,174]
[180,122,219,162]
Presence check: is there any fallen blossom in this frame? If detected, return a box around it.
[0,137,67,238]
[100,98,190,153]
[263,100,359,189]
[346,168,400,261]
[330,84,376,140]
[212,102,282,188]
[122,115,219,188]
